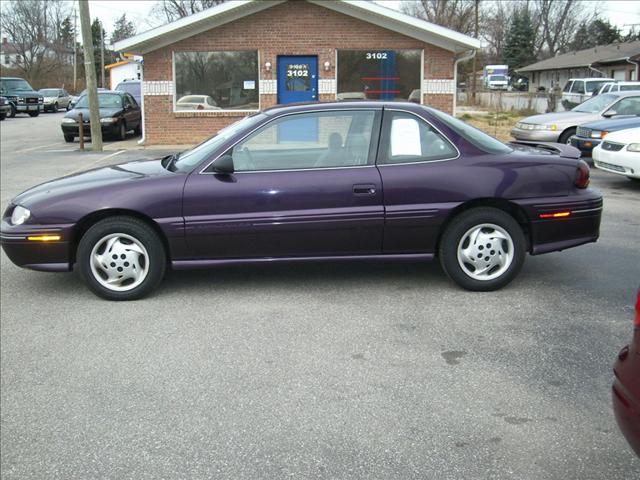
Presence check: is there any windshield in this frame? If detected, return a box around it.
[173,113,267,172]
[76,93,123,109]
[572,93,616,113]
[489,75,507,82]
[1,78,33,93]
[116,82,139,95]
[39,89,59,96]
[586,80,610,93]
[425,107,513,154]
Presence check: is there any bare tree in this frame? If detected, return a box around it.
[533,0,596,57]
[401,0,478,35]
[0,0,73,84]
[151,0,226,24]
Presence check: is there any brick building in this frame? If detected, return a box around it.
[114,0,479,145]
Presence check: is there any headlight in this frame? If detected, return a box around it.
[537,124,557,131]
[590,130,608,138]
[11,205,30,225]
[62,118,77,124]
[17,96,25,103]
[628,143,640,152]
[38,97,43,103]
[100,117,117,124]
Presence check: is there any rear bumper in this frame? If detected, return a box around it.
[516,189,603,255]
[0,220,73,272]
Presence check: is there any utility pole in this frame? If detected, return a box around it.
[100,23,105,88]
[471,0,479,103]
[79,0,103,151]
[73,8,77,92]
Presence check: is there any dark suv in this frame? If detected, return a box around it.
[0,77,44,117]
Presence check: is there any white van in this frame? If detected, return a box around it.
[561,78,614,110]
[596,81,640,95]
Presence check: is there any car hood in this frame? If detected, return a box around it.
[520,111,594,127]
[12,159,173,208]
[65,107,123,119]
[580,116,640,131]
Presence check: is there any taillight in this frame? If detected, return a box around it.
[634,290,640,328]
[574,159,590,188]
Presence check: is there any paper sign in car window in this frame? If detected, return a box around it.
[391,118,422,156]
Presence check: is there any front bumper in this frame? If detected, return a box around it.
[510,127,561,142]
[613,343,640,456]
[570,135,602,155]
[61,123,121,137]
[0,219,73,272]
[15,103,43,113]
[593,146,640,179]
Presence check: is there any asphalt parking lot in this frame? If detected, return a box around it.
[1,112,639,479]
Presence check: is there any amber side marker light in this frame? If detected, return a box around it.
[27,235,61,242]
[539,212,571,219]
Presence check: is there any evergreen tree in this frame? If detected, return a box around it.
[571,22,590,51]
[111,13,136,44]
[59,16,74,48]
[571,17,622,50]
[502,8,536,69]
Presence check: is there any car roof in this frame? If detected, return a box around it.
[263,100,420,116]
[569,77,614,81]
[0,77,28,80]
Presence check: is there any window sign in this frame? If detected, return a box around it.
[174,51,259,111]
[337,49,422,102]
[390,118,422,156]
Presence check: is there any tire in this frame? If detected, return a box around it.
[628,177,640,183]
[133,122,142,135]
[9,105,16,118]
[77,216,166,301]
[558,128,576,145]
[0,112,5,120]
[28,111,39,117]
[53,103,58,113]
[64,134,74,143]
[438,207,526,292]
[117,121,126,141]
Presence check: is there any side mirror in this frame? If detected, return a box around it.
[213,154,234,174]
[603,109,617,118]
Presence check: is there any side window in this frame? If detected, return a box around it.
[563,81,573,92]
[231,110,377,172]
[126,94,137,108]
[610,97,640,115]
[380,112,457,165]
[571,81,585,94]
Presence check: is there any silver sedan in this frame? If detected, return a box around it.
[511,91,640,144]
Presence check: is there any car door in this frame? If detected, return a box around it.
[181,108,384,259]
[375,109,460,254]
[123,94,140,128]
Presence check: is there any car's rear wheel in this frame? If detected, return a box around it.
[77,216,166,300]
[439,207,526,291]
[9,105,16,118]
[53,103,58,113]
[558,128,576,145]
[28,111,39,117]
[64,134,75,143]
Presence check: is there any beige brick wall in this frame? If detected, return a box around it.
[142,0,455,145]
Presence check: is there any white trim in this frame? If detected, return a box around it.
[420,49,425,105]
[423,79,456,94]
[114,0,479,55]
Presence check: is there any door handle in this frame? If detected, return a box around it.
[353,184,376,195]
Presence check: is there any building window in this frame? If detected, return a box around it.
[337,49,422,102]
[174,50,259,111]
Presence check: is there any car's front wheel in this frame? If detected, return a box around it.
[77,216,166,300]
[9,105,16,118]
[558,128,576,145]
[439,207,526,291]
[53,103,58,113]
[117,121,126,141]
[64,134,75,143]
[28,111,39,117]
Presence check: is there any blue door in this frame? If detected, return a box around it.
[277,56,319,142]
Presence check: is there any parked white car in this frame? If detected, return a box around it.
[596,81,640,95]
[592,127,640,181]
[176,95,221,110]
[561,78,614,110]
[38,88,71,112]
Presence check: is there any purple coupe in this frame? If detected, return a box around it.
[1,102,602,300]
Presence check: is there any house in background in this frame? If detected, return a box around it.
[517,40,640,91]
[1,36,74,68]
[114,0,479,145]
[105,53,142,89]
